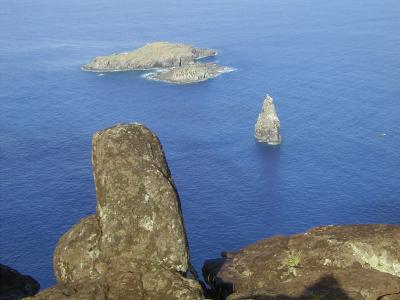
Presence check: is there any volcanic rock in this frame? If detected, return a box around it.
[203,224,400,300]
[28,123,204,300]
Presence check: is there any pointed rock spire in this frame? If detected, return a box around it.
[254,95,281,145]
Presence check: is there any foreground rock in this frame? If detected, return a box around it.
[27,260,203,300]
[149,63,233,84]
[0,264,39,299]
[203,225,400,300]
[28,123,204,300]
[83,42,216,72]
[254,95,281,145]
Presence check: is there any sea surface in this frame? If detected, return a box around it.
[1,0,399,289]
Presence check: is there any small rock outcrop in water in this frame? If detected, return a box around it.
[0,264,39,299]
[82,42,233,84]
[203,225,400,300]
[254,95,281,144]
[151,63,234,84]
[27,123,204,299]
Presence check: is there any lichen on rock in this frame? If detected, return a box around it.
[203,224,400,300]
[28,123,204,300]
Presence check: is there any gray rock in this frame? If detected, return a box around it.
[29,123,204,299]
[82,42,216,72]
[0,264,39,300]
[150,63,234,84]
[203,224,400,300]
[254,95,281,145]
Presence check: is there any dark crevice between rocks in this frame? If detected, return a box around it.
[202,258,233,300]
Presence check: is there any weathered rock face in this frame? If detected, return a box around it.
[53,215,99,283]
[82,42,216,71]
[27,260,204,300]
[29,123,204,300]
[0,264,40,299]
[203,225,400,300]
[92,123,189,273]
[151,63,234,84]
[254,95,281,145]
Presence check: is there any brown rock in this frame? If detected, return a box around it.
[203,224,400,300]
[53,215,99,283]
[27,260,204,300]
[29,123,204,299]
[91,123,189,273]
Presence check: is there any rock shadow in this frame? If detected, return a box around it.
[203,258,354,300]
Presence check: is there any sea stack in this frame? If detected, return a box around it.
[254,95,281,145]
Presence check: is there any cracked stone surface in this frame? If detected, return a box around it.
[203,224,400,300]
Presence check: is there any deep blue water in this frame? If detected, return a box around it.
[1,0,399,289]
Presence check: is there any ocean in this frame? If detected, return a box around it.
[1,0,399,288]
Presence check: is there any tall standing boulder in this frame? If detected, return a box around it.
[91,123,189,273]
[254,95,282,145]
[29,123,204,299]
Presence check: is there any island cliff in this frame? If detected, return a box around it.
[9,123,398,300]
[82,42,232,84]
[254,95,282,145]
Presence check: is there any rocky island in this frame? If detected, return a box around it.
[150,63,233,84]
[3,123,397,300]
[254,95,282,145]
[82,42,233,84]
